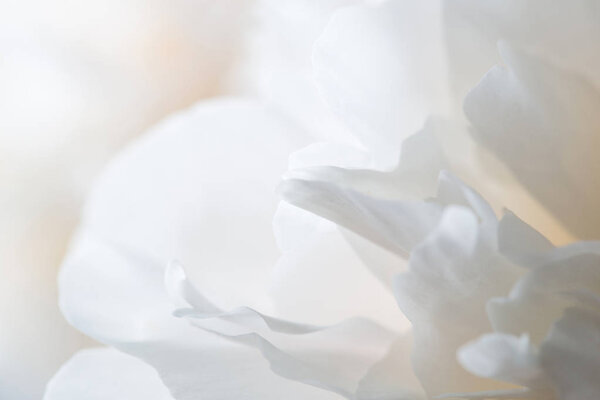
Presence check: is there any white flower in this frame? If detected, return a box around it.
[46,1,600,399]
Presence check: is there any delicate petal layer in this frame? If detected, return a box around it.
[171,261,401,399]
[465,45,600,239]
[239,0,363,146]
[540,308,600,400]
[58,98,347,399]
[270,202,407,330]
[313,0,451,166]
[487,241,600,343]
[79,98,308,311]
[356,333,426,400]
[458,307,600,400]
[281,122,447,262]
[394,206,521,396]
[449,0,600,89]
[44,348,173,400]
[458,334,544,388]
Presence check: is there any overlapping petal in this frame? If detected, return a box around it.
[270,202,406,329]
[449,0,600,89]
[313,0,451,167]
[58,98,351,399]
[465,44,600,239]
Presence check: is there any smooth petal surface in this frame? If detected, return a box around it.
[487,241,600,344]
[540,308,600,400]
[313,0,451,167]
[238,0,363,146]
[58,98,345,400]
[270,202,407,330]
[78,98,308,312]
[356,333,425,400]
[465,44,600,239]
[449,0,600,89]
[44,348,174,400]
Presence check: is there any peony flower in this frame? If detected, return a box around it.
[46,0,600,399]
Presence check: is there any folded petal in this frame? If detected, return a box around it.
[44,347,174,400]
[59,98,348,399]
[172,264,400,399]
[78,98,309,311]
[487,241,600,343]
[394,206,521,396]
[281,122,448,262]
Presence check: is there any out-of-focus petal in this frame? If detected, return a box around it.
[172,263,406,400]
[237,0,363,147]
[313,0,451,167]
[540,308,600,400]
[281,122,448,261]
[458,334,545,389]
[448,0,600,89]
[456,307,600,399]
[270,202,407,330]
[465,44,600,240]
[356,333,426,400]
[44,348,174,400]
[394,206,521,396]
[487,241,600,343]
[79,98,308,311]
[497,211,555,268]
[58,98,349,399]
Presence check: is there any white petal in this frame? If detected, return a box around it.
[59,99,346,399]
[449,0,600,88]
[458,334,545,388]
[137,337,344,400]
[465,44,600,239]
[394,206,522,396]
[179,303,397,398]
[313,0,451,167]
[270,202,407,330]
[540,308,600,400]
[59,233,176,343]
[487,241,600,343]
[356,333,426,400]
[497,211,555,268]
[442,0,501,111]
[239,0,362,146]
[80,98,308,311]
[281,123,448,261]
[44,348,173,400]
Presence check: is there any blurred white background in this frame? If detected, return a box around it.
[0,1,251,398]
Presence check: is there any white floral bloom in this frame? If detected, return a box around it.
[47,0,600,399]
